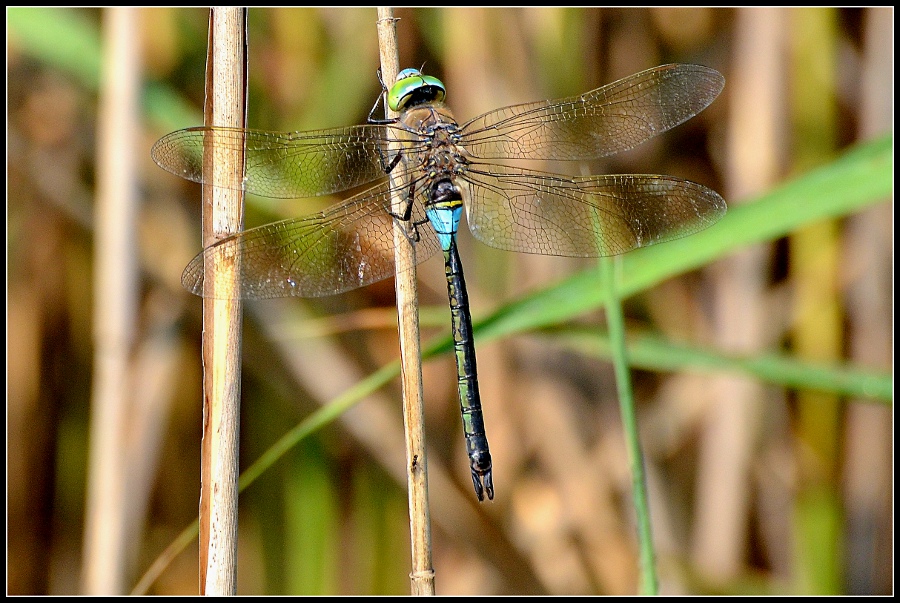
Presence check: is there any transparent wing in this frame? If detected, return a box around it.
[181,175,440,299]
[151,124,420,198]
[457,64,724,161]
[462,164,725,257]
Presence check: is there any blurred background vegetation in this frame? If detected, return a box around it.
[7,7,892,595]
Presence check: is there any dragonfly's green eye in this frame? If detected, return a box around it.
[388,69,446,112]
[396,67,421,80]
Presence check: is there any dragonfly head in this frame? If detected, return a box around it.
[388,68,446,112]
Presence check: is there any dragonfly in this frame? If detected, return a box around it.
[152,64,726,501]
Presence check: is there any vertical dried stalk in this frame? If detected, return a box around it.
[376,7,436,596]
[841,7,893,593]
[198,7,247,596]
[83,6,141,595]
[694,6,781,581]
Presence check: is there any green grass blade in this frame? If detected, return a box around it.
[599,258,658,594]
[545,327,892,404]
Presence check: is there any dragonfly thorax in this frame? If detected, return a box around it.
[399,105,470,184]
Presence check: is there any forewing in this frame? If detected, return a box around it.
[458,64,724,161]
[152,124,413,198]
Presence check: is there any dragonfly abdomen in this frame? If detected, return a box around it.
[443,236,493,501]
[426,178,494,501]
[424,179,463,250]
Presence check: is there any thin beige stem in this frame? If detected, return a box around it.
[198,7,247,596]
[83,6,141,595]
[376,6,436,596]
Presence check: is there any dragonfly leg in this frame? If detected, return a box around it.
[371,132,403,175]
[397,212,432,247]
[376,66,388,93]
[386,175,426,247]
[386,177,417,222]
[384,149,403,174]
[366,68,398,125]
